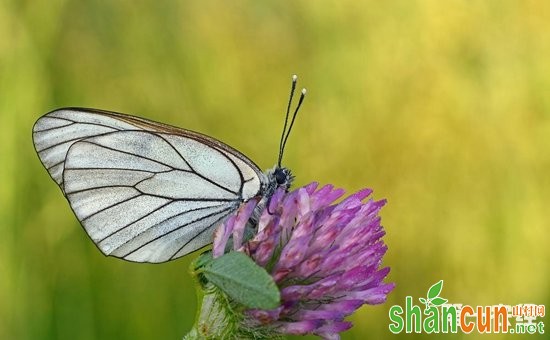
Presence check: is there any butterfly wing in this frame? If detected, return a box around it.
[33,108,266,263]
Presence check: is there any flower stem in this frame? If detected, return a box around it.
[184,284,280,340]
[184,286,235,339]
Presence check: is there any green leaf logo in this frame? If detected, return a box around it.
[420,280,447,311]
[431,297,448,306]
[427,280,443,299]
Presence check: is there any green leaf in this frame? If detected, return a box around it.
[191,251,214,289]
[419,297,427,304]
[431,297,448,306]
[199,252,280,310]
[427,280,443,299]
[193,251,214,270]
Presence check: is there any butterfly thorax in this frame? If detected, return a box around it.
[251,166,293,220]
[245,166,293,237]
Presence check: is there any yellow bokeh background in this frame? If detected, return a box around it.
[1,1,549,339]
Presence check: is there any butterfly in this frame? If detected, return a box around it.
[32,75,306,263]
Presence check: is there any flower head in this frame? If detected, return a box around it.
[213,182,395,339]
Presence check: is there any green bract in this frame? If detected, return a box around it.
[195,251,280,310]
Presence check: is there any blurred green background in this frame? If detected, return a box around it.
[1,1,549,339]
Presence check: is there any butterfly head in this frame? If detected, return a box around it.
[261,166,293,203]
[271,166,294,191]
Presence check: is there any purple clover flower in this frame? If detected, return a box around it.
[212,182,395,339]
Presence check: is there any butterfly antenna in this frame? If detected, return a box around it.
[278,75,298,167]
[280,88,306,165]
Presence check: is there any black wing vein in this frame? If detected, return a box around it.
[80,193,146,223]
[122,206,234,259]
[169,211,232,260]
[153,132,242,195]
[105,202,230,249]
[96,199,176,243]
[78,140,184,171]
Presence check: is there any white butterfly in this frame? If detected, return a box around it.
[33,76,306,263]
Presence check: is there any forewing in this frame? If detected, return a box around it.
[32,107,264,192]
[33,108,266,263]
[33,108,142,187]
